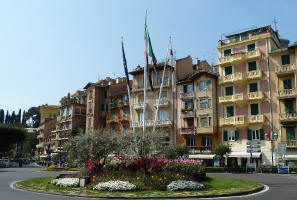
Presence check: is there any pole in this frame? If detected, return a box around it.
[153,37,170,132]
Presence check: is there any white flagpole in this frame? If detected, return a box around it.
[143,11,148,134]
[153,37,171,132]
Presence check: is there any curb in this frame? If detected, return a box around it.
[14,181,265,199]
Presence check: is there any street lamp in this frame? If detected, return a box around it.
[271,131,278,166]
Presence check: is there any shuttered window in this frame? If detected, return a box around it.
[284,99,294,113]
[225,66,233,75]
[226,106,234,117]
[250,103,259,115]
[249,83,258,92]
[247,43,255,52]
[225,86,233,96]
[248,61,257,71]
[281,54,290,65]
[283,79,292,90]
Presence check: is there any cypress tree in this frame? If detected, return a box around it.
[17,109,21,123]
[5,110,9,124]
[0,109,4,123]
[22,110,27,127]
[11,111,16,124]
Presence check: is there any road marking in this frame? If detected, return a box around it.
[200,184,269,199]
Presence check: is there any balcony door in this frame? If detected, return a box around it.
[286,127,295,140]
[226,106,234,117]
[284,99,294,113]
[225,66,233,76]
[249,82,258,92]
[283,79,292,90]
[225,86,233,96]
[250,103,259,115]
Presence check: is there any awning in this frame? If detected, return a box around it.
[189,154,215,159]
[39,155,48,158]
[284,155,297,160]
[51,153,58,156]
[227,152,261,158]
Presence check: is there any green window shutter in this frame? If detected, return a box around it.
[248,61,257,71]
[251,104,259,115]
[260,129,265,140]
[223,131,228,141]
[224,49,231,57]
[225,66,233,75]
[281,54,290,65]
[247,43,255,52]
[247,129,252,140]
[235,130,239,141]
[283,79,292,90]
[249,83,258,92]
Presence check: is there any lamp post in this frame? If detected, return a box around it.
[271,131,278,166]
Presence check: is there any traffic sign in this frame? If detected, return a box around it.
[247,149,261,153]
[278,142,286,155]
[246,141,261,145]
[247,145,261,149]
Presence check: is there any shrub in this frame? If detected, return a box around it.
[167,180,205,191]
[93,181,136,191]
[163,145,190,159]
[50,178,79,187]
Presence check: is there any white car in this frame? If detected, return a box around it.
[1,157,11,167]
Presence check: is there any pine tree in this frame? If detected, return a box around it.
[0,109,4,123]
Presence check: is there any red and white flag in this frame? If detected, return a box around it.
[168,38,176,92]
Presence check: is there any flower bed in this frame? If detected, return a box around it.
[93,181,136,191]
[50,178,79,187]
[167,180,205,191]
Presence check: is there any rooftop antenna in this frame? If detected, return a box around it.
[273,18,278,31]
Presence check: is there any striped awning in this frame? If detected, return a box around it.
[227,152,261,158]
[189,154,215,159]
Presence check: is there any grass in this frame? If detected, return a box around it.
[16,176,263,198]
[41,168,78,172]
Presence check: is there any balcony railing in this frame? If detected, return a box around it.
[181,110,195,118]
[219,72,244,85]
[246,70,262,80]
[134,102,145,110]
[248,114,265,124]
[279,112,297,122]
[130,119,172,128]
[220,115,247,127]
[180,127,196,135]
[278,89,297,99]
[219,93,246,104]
[247,91,264,101]
[218,49,261,65]
[276,64,297,75]
[180,92,195,99]
[154,99,169,107]
[286,140,297,148]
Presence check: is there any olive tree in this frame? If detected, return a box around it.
[212,142,231,167]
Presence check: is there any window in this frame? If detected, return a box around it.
[283,79,292,89]
[202,136,212,146]
[200,99,207,109]
[186,137,195,147]
[281,54,290,65]
[207,80,212,90]
[286,127,295,140]
[248,129,264,140]
[224,49,231,57]
[241,33,249,41]
[208,99,212,108]
[284,99,294,113]
[185,100,194,109]
[209,117,212,126]
[249,82,258,92]
[183,84,194,93]
[200,117,207,127]
[247,43,255,52]
[252,129,260,140]
[187,118,194,127]
[158,110,168,121]
[248,61,257,71]
[68,122,72,129]
[199,81,206,91]
[104,90,107,99]
[123,95,129,104]
[228,130,235,141]
[225,86,233,96]
[224,66,233,75]
[226,106,234,117]
[250,103,259,115]
[68,106,72,116]
[138,112,144,122]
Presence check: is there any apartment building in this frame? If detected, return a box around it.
[50,91,86,161]
[270,42,297,167]
[217,26,284,167]
[129,56,194,144]
[176,62,218,165]
[107,77,132,134]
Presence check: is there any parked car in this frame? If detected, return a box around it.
[0,159,6,168]
[1,157,11,167]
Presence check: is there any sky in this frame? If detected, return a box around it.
[1,0,297,113]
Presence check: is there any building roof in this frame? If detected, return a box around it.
[270,42,297,54]
[177,70,218,85]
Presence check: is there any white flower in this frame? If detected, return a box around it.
[50,178,79,187]
[167,180,205,191]
[93,180,136,191]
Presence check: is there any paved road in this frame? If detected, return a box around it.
[1,166,297,199]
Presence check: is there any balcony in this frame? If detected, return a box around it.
[219,93,246,105]
[154,99,169,107]
[220,115,247,128]
[219,72,245,85]
[248,114,265,124]
[130,119,172,128]
[286,140,297,148]
[218,49,261,66]
[276,64,297,75]
[279,112,297,122]
[181,110,195,118]
[134,102,145,110]
[180,127,196,135]
[278,89,297,99]
[246,70,262,81]
[247,91,264,101]
[180,92,195,99]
